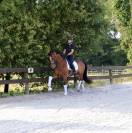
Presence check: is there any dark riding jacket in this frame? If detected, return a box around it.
[64,43,75,71]
[65,43,75,56]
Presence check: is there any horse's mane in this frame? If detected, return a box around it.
[48,51,65,59]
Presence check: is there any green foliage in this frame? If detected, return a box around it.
[0,0,49,67]
[0,0,127,68]
[114,0,131,26]
[111,0,132,64]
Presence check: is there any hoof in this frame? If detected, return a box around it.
[64,92,68,96]
[48,87,52,91]
[77,89,80,92]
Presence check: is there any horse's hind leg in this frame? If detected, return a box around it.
[77,80,85,92]
[77,80,82,92]
[76,71,83,92]
[77,71,85,92]
[81,81,85,92]
[48,76,53,91]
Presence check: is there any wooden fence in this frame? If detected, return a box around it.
[0,66,132,94]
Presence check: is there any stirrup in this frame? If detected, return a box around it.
[69,70,76,76]
[69,71,73,76]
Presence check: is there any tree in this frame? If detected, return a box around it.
[0,0,47,92]
[0,0,50,68]
[110,0,132,64]
[0,0,109,67]
[0,0,128,92]
[0,0,128,67]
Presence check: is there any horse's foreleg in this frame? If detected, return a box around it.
[48,76,53,91]
[63,76,68,96]
[64,84,68,96]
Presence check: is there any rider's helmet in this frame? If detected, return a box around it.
[67,36,73,44]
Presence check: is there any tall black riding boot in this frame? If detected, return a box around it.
[70,64,76,75]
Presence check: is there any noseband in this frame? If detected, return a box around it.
[50,60,56,69]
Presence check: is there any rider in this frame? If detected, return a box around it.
[63,37,76,74]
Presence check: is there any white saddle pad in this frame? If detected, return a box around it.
[66,60,78,71]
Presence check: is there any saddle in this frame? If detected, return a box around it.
[66,60,78,71]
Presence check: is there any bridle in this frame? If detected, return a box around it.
[49,56,56,69]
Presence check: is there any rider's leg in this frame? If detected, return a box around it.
[70,63,76,72]
[67,56,76,72]
[66,56,71,66]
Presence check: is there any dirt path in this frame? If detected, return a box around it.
[0,83,132,133]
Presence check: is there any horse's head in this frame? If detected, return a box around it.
[48,51,64,69]
[48,51,58,69]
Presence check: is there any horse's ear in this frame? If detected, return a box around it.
[48,51,51,56]
[48,50,54,56]
[56,51,62,55]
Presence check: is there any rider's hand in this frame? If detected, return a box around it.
[62,53,66,59]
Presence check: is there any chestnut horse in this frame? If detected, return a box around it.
[48,51,92,95]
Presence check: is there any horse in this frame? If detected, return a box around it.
[48,51,92,95]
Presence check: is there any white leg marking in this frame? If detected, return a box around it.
[48,76,53,91]
[64,84,68,96]
[77,80,82,92]
[81,81,85,92]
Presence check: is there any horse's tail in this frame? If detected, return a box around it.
[83,63,92,84]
